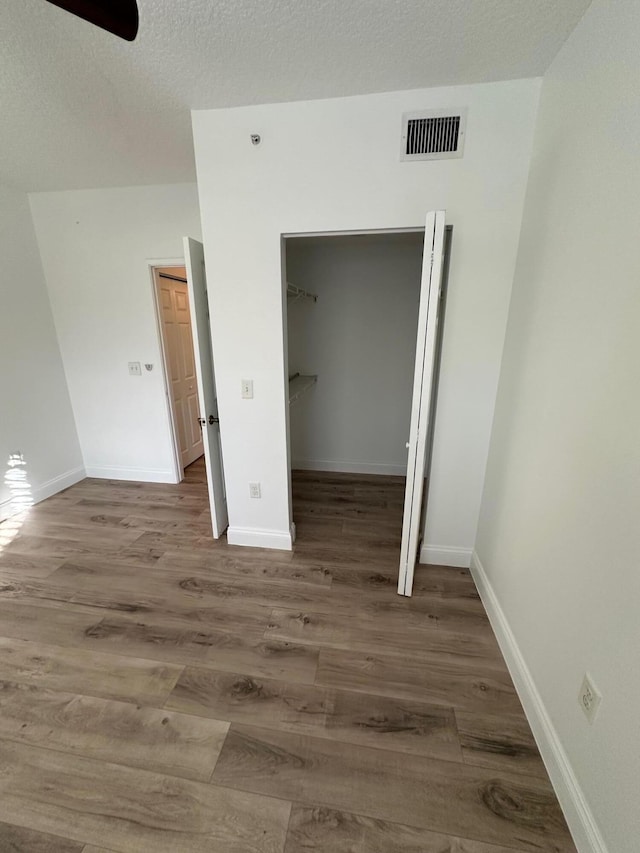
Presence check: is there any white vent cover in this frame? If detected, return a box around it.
[401,109,467,161]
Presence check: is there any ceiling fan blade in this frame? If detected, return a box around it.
[45,0,139,41]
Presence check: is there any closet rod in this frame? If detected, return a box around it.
[159,272,188,284]
[288,372,318,405]
[287,281,318,303]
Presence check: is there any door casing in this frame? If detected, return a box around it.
[149,257,188,485]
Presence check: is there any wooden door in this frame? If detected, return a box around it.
[155,268,204,469]
[183,238,229,539]
[398,211,447,597]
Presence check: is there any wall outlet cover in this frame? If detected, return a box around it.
[249,482,261,499]
[579,672,602,724]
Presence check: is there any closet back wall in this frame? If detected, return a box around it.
[287,233,423,475]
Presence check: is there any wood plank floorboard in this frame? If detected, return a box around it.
[157,550,334,586]
[0,680,228,780]
[0,597,316,683]
[212,724,575,852]
[0,552,66,580]
[0,820,84,852]
[78,613,319,682]
[265,605,506,667]
[0,460,576,853]
[0,637,182,705]
[165,666,462,762]
[0,739,290,853]
[284,806,532,853]
[81,848,115,853]
[81,848,118,853]
[17,565,276,634]
[455,709,549,779]
[316,647,524,715]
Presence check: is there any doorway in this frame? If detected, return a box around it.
[152,265,204,475]
[282,217,451,594]
[151,242,229,539]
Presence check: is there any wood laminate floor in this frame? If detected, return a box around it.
[0,460,576,853]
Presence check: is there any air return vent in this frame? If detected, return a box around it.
[401,109,467,161]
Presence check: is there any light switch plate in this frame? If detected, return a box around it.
[128,362,142,376]
[241,379,253,399]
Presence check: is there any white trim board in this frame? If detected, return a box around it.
[292,459,406,477]
[227,526,293,551]
[420,544,472,568]
[84,466,178,484]
[470,550,608,853]
[148,258,187,487]
[1,466,85,523]
[33,466,86,503]
[0,498,15,524]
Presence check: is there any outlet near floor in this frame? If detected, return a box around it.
[579,673,602,723]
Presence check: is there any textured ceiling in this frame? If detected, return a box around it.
[1,0,591,191]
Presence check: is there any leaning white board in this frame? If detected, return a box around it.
[398,211,446,596]
[183,237,229,538]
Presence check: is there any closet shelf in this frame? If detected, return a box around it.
[288,373,317,405]
[287,281,318,303]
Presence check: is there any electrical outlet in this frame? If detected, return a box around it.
[249,482,261,499]
[128,361,142,376]
[241,379,253,399]
[579,673,602,724]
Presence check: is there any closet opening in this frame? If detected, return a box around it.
[282,225,452,580]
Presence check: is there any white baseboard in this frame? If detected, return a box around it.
[0,498,14,524]
[419,544,472,568]
[227,526,293,551]
[33,466,86,503]
[84,466,178,484]
[470,550,607,853]
[292,458,406,476]
[0,465,86,523]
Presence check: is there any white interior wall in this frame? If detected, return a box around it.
[286,233,423,476]
[474,2,640,851]
[192,79,541,556]
[0,184,83,520]
[29,183,202,483]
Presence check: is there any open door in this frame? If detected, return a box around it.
[398,211,446,596]
[183,237,228,538]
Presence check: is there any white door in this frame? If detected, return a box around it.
[156,270,204,469]
[398,210,446,596]
[183,237,229,538]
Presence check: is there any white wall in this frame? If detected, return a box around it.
[474,2,640,851]
[29,183,202,483]
[192,80,540,555]
[286,233,423,476]
[0,184,83,520]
